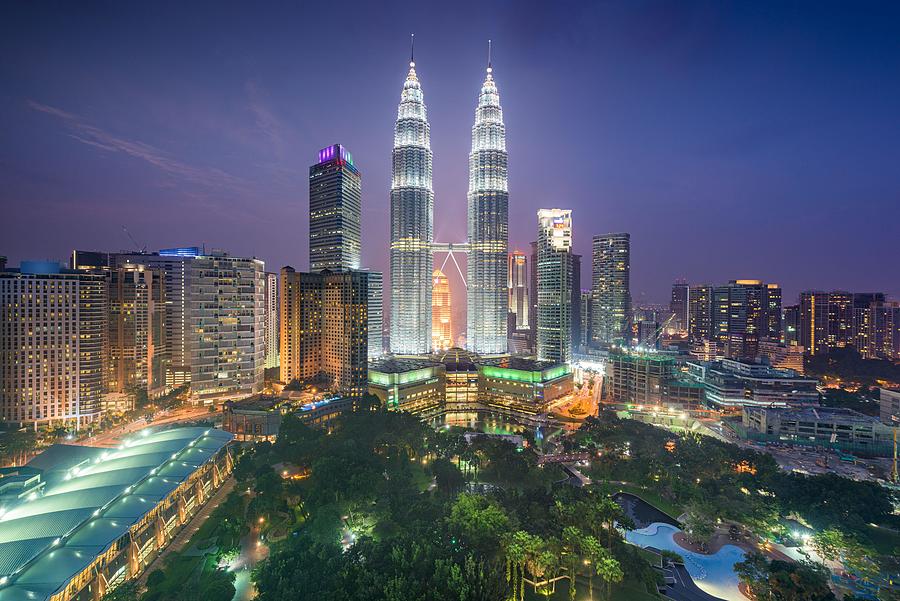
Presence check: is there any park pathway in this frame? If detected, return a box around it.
[137,476,236,587]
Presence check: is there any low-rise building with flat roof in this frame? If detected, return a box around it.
[222,394,359,441]
[477,357,573,417]
[687,358,819,412]
[367,350,573,419]
[880,387,900,426]
[367,358,445,416]
[741,405,894,457]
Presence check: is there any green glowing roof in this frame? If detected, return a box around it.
[368,359,440,386]
[0,427,233,600]
[479,362,571,383]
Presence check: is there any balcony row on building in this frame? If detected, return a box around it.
[1,249,279,428]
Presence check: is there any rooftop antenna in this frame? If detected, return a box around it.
[487,39,492,72]
[410,33,415,66]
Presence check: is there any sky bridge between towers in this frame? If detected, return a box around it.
[432,242,469,288]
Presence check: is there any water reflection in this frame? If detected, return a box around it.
[430,411,531,435]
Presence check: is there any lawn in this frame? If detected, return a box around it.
[595,481,684,521]
[864,523,900,555]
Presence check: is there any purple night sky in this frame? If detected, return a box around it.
[2,2,899,339]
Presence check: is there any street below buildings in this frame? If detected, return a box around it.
[78,405,215,448]
[548,371,602,422]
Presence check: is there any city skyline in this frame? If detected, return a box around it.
[3,2,900,345]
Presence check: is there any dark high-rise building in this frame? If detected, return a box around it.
[579,290,593,350]
[783,305,800,346]
[712,283,751,358]
[853,292,886,309]
[670,280,689,334]
[798,290,873,355]
[528,240,538,352]
[571,253,582,353]
[799,291,830,355]
[686,279,781,360]
[688,285,712,343]
[309,144,361,272]
[638,320,661,349]
[854,303,900,360]
[764,283,783,341]
[825,291,854,350]
[73,248,200,388]
[591,233,631,346]
[105,264,168,403]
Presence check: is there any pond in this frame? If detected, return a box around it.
[430,411,531,435]
[626,523,746,601]
[614,492,679,529]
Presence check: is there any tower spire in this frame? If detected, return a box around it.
[487,39,492,72]
[410,33,415,66]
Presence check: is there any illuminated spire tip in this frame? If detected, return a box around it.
[410,33,415,67]
[487,39,492,73]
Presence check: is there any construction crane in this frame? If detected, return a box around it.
[640,313,676,348]
[121,225,146,253]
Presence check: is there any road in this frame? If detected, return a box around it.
[663,564,731,601]
[231,522,269,601]
[548,372,602,422]
[78,405,215,447]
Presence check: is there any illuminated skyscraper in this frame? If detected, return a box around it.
[363,270,384,360]
[1,261,105,427]
[508,251,529,329]
[467,45,508,354]
[390,41,433,354]
[190,251,265,401]
[73,248,198,387]
[105,264,168,404]
[591,233,631,346]
[264,272,279,369]
[309,144,361,271]
[432,269,452,351]
[536,209,574,363]
[280,267,369,396]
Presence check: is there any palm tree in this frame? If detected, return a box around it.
[595,554,623,600]
[595,497,626,550]
[561,526,583,601]
[1,429,38,466]
[503,532,528,601]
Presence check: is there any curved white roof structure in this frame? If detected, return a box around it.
[0,426,233,600]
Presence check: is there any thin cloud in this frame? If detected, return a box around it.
[244,80,286,157]
[28,100,245,190]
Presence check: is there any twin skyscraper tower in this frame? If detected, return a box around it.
[390,40,509,355]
